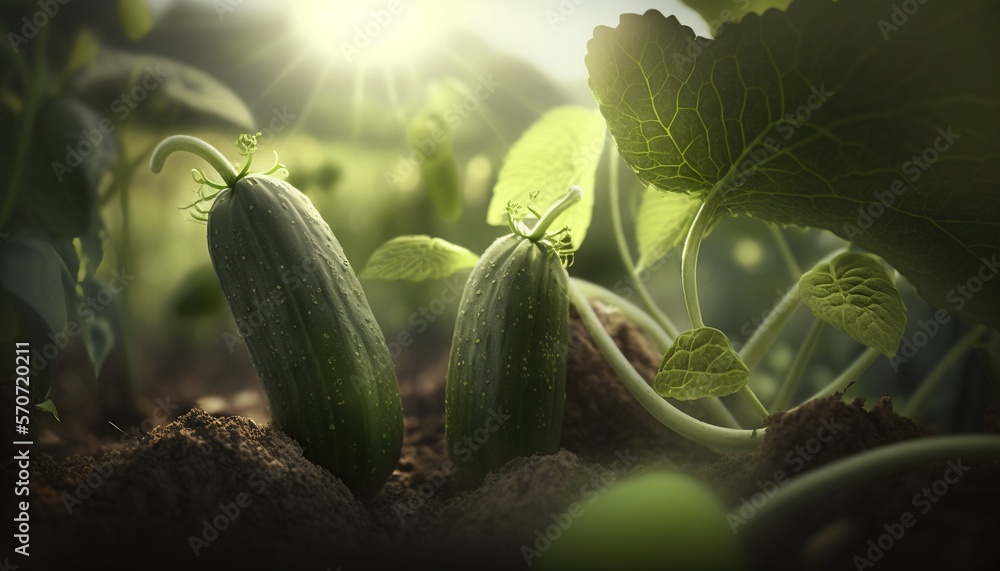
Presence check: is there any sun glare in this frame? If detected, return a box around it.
[292,0,463,67]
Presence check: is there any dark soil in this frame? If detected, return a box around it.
[11,301,1000,570]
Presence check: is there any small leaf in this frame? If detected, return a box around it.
[118,0,154,41]
[36,399,61,421]
[487,106,606,249]
[361,236,478,282]
[654,327,749,400]
[799,252,906,357]
[635,186,702,272]
[73,49,254,130]
[80,277,117,377]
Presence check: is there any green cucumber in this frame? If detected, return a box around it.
[446,188,580,487]
[151,135,403,499]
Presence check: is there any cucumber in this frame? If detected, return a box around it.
[151,135,403,499]
[446,188,579,487]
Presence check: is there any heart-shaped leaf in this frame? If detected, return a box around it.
[654,326,750,400]
[799,252,906,357]
[487,106,606,250]
[635,186,702,272]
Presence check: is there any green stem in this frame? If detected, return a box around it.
[768,224,801,281]
[742,434,1000,534]
[1,25,47,229]
[149,135,240,188]
[903,325,989,419]
[771,320,824,412]
[571,278,673,348]
[738,250,841,370]
[738,285,801,369]
[738,386,769,420]
[571,278,741,430]
[526,186,582,240]
[568,280,763,450]
[802,347,881,404]
[680,194,720,330]
[607,148,680,338]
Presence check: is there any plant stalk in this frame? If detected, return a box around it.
[738,386,770,420]
[771,320,824,412]
[739,286,802,370]
[768,223,801,281]
[903,325,989,419]
[150,135,240,188]
[607,147,680,338]
[1,25,47,229]
[568,280,762,450]
[571,278,673,349]
[571,278,741,429]
[802,347,881,404]
[742,434,1000,534]
[680,193,719,330]
[526,186,583,240]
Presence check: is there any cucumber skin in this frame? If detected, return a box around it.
[446,234,569,487]
[207,174,403,499]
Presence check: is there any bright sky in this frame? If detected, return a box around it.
[175,0,709,84]
[457,0,708,82]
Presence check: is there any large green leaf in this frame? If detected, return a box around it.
[487,106,606,250]
[18,97,116,240]
[361,235,478,282]
[635,186,702,272]
[0,231,77,403]
[73,49,254,130]
[799,252,906,356]
[681,0,793,35]
[587,1,1000,328]
[654,327,750,400]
